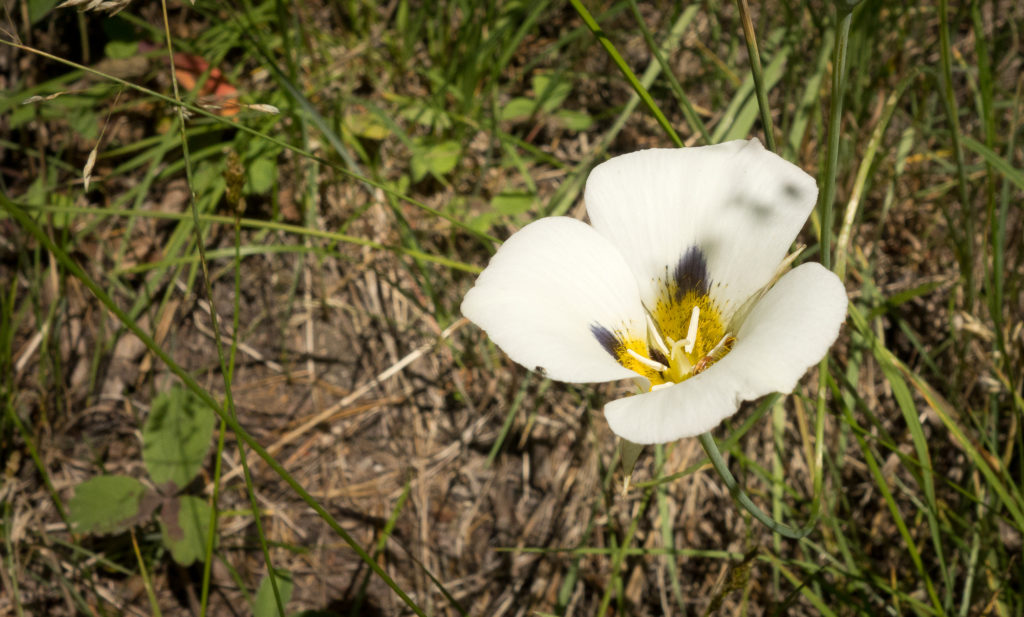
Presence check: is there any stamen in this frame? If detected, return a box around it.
[645,312,671,357]
[626,348,669,372]
[683,306,700,354]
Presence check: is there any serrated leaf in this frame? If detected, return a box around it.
[142,386,215,489]
[69,475,146,535]
[253,569,294,617]
[159,495,213,566]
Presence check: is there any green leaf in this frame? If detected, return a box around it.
[28,0,60,24]
[246,156,277,195]
[253,569,294,617]
[142,385,215,489]
[491,191,535,216]
[499,97,537,122]
[531,74,572,113]
[410,140,460,182]
[159,495,213,566]
[67,106,99,141]
[554,109,593,131]
[69,475,146,535]
[104,40,140,60]
[399,101,452,130]
[963,136,1024,190]
[344,111,392,140]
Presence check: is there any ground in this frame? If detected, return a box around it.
[1,1,1023,616]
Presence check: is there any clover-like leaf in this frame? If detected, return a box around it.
[410,139,460,182]
[253,569,294,617]
[142,385,215,489]
[68,475,146,535]
[158,494,213,566]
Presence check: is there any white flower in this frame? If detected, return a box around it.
[462,139,848,444]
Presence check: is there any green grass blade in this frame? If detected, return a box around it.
[1,196,430,617]
[568,0,684,147]
[736,0,776,151]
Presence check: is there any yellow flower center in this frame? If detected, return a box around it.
[591,248,736,390]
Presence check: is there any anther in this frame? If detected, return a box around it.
[645,312,671,358]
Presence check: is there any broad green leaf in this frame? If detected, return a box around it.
[410,140,460,182]
[246,156,277,195]
[28,0,60,24]
[491,191,535,216]
[399,101,452,130]
[142,385,215,489]
[193,159,226,198]
[253,569,294,617]
[344,111,392,140]
[69,475,146,535]
[500,97,537,122]
[104,40,140,60]
[67,106,100,141]
[531,74,572,113]
[159,495,213,566]
[554,109,593,131]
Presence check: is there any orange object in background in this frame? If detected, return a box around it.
[139,41,241,116]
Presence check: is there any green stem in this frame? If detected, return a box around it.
[736,0,776,152]
[0,197,429,617]
[819,8,852,271]
[569,0,684,147]
[938,0,975,306]
[697,432,816,539]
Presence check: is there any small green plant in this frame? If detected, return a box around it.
[68,385,216,566]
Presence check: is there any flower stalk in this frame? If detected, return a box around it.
[697,432,816,539]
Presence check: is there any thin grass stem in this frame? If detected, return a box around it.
[736,0,776,151]
[819,7,852,271]
[568,0,684,147]
[938,0,975,306]
[1,196,430,617]
[129,528,162,617]
[626,0,710,145]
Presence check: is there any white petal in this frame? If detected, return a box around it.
[585,139,819,319]
[603,263,846,444]
[604,368,746,443]
[726,262,848,396]
[461,217,646,383]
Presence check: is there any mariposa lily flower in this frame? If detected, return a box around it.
[462,139,847,444]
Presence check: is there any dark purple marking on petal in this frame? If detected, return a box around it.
[673,246,709,300]
[590,323,620,359]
